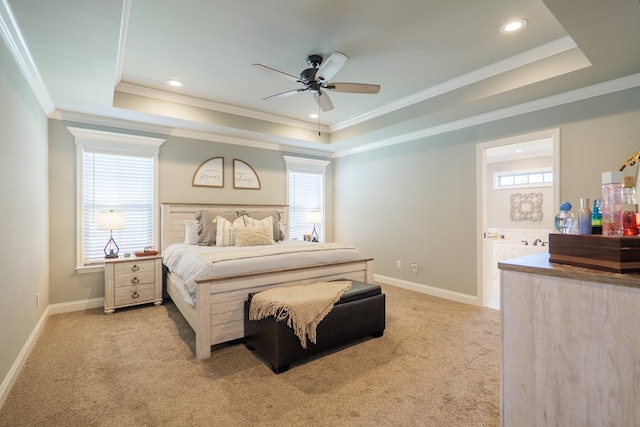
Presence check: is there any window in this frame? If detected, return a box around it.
[71,127,164,270]
[494,168,553,190]
[283,156,330,241]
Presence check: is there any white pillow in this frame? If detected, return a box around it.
[214,216,245,247]
[233,223,275,247]
[243,215,273,231]
[184,220,200,245]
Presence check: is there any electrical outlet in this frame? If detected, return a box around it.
[396,260,402,269]
[411,263,418,273]
[36,293,39,308]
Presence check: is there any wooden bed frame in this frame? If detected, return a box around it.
[161,202,374,359]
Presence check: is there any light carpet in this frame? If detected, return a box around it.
[0,284,500,426]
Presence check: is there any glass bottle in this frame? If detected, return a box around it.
[622,175,639,236]
[554,201,574,234]
[591,199,602,235]
[578,198,592,235]
[602,171,623,236]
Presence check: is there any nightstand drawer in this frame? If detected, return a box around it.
[114,270,155,288]
[114,261,155,288]
[114,283,155,306]
[114,260,155,275]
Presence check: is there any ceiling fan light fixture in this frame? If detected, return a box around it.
[309,113,319,119]
[166,79,184,87]
[500,18,527,34]
[253,51,380,113]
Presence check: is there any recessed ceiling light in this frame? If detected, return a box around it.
[500,18,528,34]
[166,79,184,87]
[309,113,319,119]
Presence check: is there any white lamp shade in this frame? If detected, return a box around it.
[98,210,125,230]
[307,211,323,224]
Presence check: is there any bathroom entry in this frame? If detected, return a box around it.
[476,129,560,309]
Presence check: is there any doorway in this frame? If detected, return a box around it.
[476,129,560,309]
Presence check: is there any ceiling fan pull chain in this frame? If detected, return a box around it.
[318,102,321,136]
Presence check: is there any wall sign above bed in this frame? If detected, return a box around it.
[193,157,224,188]
[233,159,261,190]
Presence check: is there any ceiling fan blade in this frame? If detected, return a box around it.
[325,82,381,94]
[314,91,334,112]
[263,88,307,100]
[252,63,300,83]
[316,51,348,82]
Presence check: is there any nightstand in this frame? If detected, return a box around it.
[103,255,163,314]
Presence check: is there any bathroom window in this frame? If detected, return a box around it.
[494,168,553,190]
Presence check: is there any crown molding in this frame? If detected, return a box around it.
[330,36,580,133]
[53,109,333,158]
[0,0,55,114]
[115,82,330,134]
[114,0,132,87]
[334,73,640,158]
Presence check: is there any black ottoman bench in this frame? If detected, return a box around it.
[244,280,385,374]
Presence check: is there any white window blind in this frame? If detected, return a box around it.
[288,170,323,240]
[70,127,164,269]
[82,150,153,263]
[283,156,330,241]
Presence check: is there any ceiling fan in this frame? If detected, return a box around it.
[252,52,380,112]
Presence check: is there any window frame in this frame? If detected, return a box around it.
[492,167,553,190]
[70,127,165,272]
[282,156,330,241]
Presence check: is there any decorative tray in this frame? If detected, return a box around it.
[134,250,159,257]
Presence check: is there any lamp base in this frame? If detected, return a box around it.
[310,225,319,243]
[104,234,120,259]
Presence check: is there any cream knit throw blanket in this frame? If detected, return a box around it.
[249,281,352,349]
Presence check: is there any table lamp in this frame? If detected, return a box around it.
[98,210,124,258]
[307,211,322,243]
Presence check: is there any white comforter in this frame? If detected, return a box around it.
[162,240,366,305]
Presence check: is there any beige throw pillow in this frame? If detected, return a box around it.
[214,216,246,247]
[233,224,274,246]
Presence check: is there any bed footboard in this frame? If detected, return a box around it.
[168,258,373,360]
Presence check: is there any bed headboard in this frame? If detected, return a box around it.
[160,203,288,251]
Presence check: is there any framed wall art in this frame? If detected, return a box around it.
[192,157,224,187]
[510,192,543,222]
[233,159,261,189]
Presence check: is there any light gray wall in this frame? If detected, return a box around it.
[0,37,49,390]
[48,120,334,304]
[334,87,640,296]
[487,156,554,230]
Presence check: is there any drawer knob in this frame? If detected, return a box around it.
[131,277,140,284]
[131,265,140,272]
[132,291,139,299]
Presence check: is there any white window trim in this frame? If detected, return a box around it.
[70,127,165,272]
[283,156,330,241]
[492,167,553,190]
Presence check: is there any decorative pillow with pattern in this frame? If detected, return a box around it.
[233,223,274,246]
[236,210,284,241]
[214,216,246,247]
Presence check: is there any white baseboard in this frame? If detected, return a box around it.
[0,297,104,408]
[374,274,481,306]
[48,297,104,315]
[0,305,50,409]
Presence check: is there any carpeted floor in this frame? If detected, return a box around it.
[0,284,501,426]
